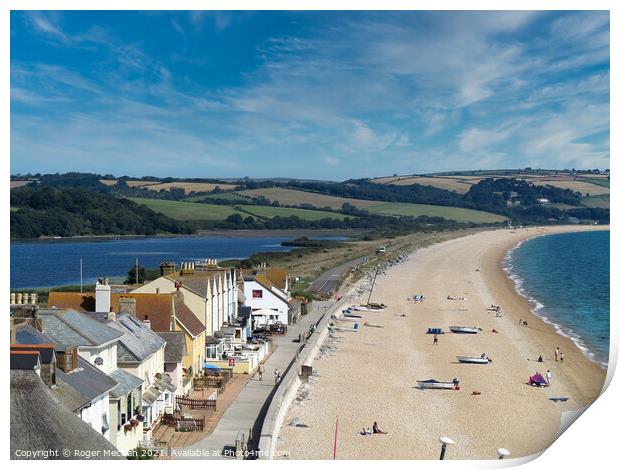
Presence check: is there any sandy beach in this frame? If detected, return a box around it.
[276,226,608,460]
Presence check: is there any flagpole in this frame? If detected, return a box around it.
[333,416,339,460]
[80,258,83,293]
[136,257,139,284]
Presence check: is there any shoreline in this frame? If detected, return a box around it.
[276,225,608,459]
[502,236,608,369]
[11,229,362,243]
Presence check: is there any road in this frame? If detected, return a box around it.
[306,255,369,295]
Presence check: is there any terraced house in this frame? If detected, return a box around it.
[132,259,242,360]
[49,289,205,394]
[22,306,145,455]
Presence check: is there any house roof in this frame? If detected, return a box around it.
[55,356,118,412]
[13,323,118,411]
[10,351,41,370]
[94,313,166,364]
[205,335,221,345]
[37,308,123,348]
[49,291,175,326]
[15,323,53,345]
[49,291,205,340]
[262,267,288,290]
[108,368,143,398]
[174,296,206,337]
[11,370,122,459]
[11,344,55,364]
[166,273,215,298]
[157,331,186,363]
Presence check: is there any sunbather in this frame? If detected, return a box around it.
[373,422,388,434]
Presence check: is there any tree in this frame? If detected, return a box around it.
[126,265,146,285]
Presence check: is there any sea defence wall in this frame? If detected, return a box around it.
[258,297,349,459]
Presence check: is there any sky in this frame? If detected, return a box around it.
[10,10,610,180]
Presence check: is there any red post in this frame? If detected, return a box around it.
[333,416,339,460]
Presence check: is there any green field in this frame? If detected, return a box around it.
[239,205,355,221]
[130,198,244,220]
[581,195,610,209]
[130,197,355,221]
[238,187,506,223]
[185,192,251,203]
[363,202,507,223]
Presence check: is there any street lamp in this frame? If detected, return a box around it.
[439,436,454,460]
[497,448,511,460]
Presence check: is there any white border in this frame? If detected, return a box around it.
[2,2,616,469]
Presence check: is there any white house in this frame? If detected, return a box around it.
[243,276,296,326]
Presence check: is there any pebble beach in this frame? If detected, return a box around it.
[276,226,608,460]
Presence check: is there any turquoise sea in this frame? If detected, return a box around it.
[505,230,610,367]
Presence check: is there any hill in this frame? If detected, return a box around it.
[10,187,193,238]
[236,188,506,223]
[129,197,356,221]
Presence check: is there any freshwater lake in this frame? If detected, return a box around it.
[10,235,345,289]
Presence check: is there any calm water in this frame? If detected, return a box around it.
[505,230,610,366]
[10,235,345,289]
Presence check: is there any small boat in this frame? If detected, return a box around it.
[449,326,479,334]
[549,397,569,402]
[416,378,460,390]
[457,355,491,364]
[343,312,364,318]
[353,305,384,312]
[328,322,359,332]
[336,316,359,323]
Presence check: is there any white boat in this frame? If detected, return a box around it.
[337,316,359,322]
[353,305,384,312]
[416,379,459,390]
[449,326,479,334]
[457,356,491,364]
[343,312,363,318]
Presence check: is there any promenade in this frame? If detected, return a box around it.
[176,301,335,459]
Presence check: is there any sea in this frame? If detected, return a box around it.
[504,230,610,367]
[10,235,347,290]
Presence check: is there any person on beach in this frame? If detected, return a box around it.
[555,347,560,361]
[538,355,544,363]
[258,364,265,381]
[274,368,280,384]
[546,370,552,384]
[433,334,438,346]
[561,352,565,363]
[373,422,388,434]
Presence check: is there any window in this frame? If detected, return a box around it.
[252,289,263,299]
[206,345,216,359]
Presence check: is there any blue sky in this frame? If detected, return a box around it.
[10,11,610,179]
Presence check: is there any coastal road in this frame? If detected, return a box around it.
[306,255,369,295]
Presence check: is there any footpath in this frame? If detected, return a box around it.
[176,301,335,459]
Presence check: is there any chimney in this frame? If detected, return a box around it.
[143,315,151,330]
[118,297,137,316]
[156,287,160,294]
[10,293,15,305]
[16,293,23,305]
[24,293,30,304]
[31,293,38,305]
[10,318,16,344]
[108,311,116,322]
[160,261,176,277]
[95,278,111,313]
